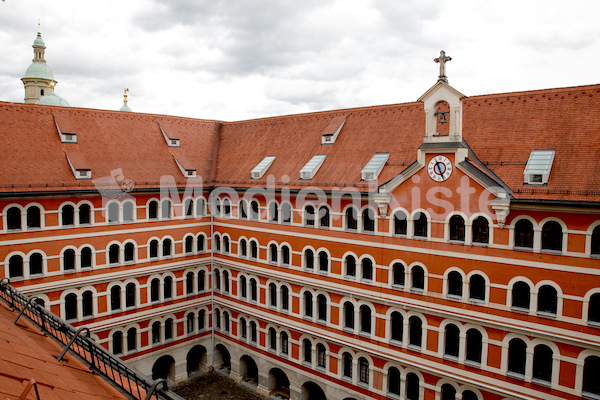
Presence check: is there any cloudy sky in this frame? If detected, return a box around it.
[1,0,598,121]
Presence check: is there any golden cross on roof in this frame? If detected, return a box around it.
[123,88,129,98]
[434,50,452,83]
[37,19,41,34]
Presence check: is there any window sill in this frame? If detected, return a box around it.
[468,298,486,304]
[588,320,600,328]
[511,306,530,314]
[359,331,371,338]
[391,284,404,290]
[582,391,600,400]
[392,234,407,239]
[540,249,562,255]
[531,378,551,387]
[506,371,525,380]
[357,381,369,389]
[513,246,534,252]
[446,294,463,301]
[389,339,402,346]
[536,311,557,319]
[360,278,373,283]
[443,354,459,362]
[316,366,326,372]
[386,392,401,400]
[343,327,354,333]
[344,275,356,280]
[302,361,312,367]
[407,344,421,352]
[341,376,352,383]
[410,288,425,294]
[464,360,481,368]
[471,242,489,247]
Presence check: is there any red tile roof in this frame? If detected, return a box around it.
[1,83,599,202]
[0,299,128,400]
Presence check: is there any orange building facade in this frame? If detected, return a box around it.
[1,75,600,400]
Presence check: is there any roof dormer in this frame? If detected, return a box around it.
[54,116,77,143]
[321,115,347,145]
[159,124,180,147]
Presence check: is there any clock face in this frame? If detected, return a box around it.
[428,156,453,182]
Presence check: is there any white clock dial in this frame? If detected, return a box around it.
[427,156,453,182]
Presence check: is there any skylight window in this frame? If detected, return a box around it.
[361,153,389,181]
[251,156,276,179]
[300,154,327,180]
[524,149,555,185]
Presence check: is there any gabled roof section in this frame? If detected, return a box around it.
[361,153,389,181]
[251,155,276,179]
[300,154,327,180]
[320,114,347,145]
[523,149,555,184]
[418,80,467,103]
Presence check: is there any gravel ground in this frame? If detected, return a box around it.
[172,372,266,400]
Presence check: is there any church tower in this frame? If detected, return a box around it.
[21,24,57,103]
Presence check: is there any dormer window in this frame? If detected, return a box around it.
[524,149,555,185]
[65,154,91,180]
[300,154,327,180]
[251,156,276,179]
[173,156,196,179]
[54,117,77,143]
[320,115,347,145]
[159,124,180,147]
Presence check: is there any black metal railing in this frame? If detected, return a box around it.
[0,278,185,400]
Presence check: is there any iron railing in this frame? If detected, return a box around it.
[0,278,185,400]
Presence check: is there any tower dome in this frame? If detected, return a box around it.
[36,91,70,107]
[119,88,132,112]
[21,24,57,103]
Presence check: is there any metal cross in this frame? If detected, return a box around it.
[434,50,452,83]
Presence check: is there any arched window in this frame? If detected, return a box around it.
[163,276,173,299]
[196,198,205,217]
[304,205,315,226]
[62,205,75,226]
[406,372,420,400]
[122,202,134,222]
[82,290,94,317]
[462,390,478,400]
[469,274,486,301]
[197,234,205,252]
[281,286,289,311]
[413,212,428,238]
[222,198,231,217]
[185,236,193,253]
[184,198,194,218]
[345,255,356,278]
[318,251,328,272]
[589,293,600,323]
[124,243,135,262]
[238,199,247,219]
[127,328,137,351]
[583,355,600,397]
[161,200,171,219]
[78,203,91,225]
[223,236,230,253]
[268,327,277,350]
[514,219,534,248]
[148,200,158,219]
[358,357,369,385]
[198,270,205,292]
[346,206,358,230]
[269,283,277,307]
[269,202,279,222]
[107,202,119,223]
[441,384,457,400]
[512,281,531,310]
[449,215,465,241]
[388,367,401,396]
[444,324,460,358]
[408,316,423,348]
[537,284,558,315]
[303,339,312,363]
[110,286,121,311]
[64,249,76,270]
[150,278,160,302]
[507,338,527,376]
[29,253,43,275]
[80,247,92,269]
[304,249,314,270]
[125,282,136,307]
[361,258,373,281]
[249,321,257,343]
[465,328,483,364]
[532,344,553,383]
[239,238,248,257]
[239,317,247,339]
[151,321,161,343]
[316,343,326,368]
[8,255,24,278]
[239,275,247,299]
[186,272,194,294]
[390,311,403,342]
[342,352,353,378]
[281,203,292,224]
[472,216,489,244]
[162,238,172,257]
[7,207,21,230]
[541,221,563,251]
[343,302,355,330]
[281,245,290,266]
[223,311,230,332]
[392,262,405,286]
[250,240,258,259]
[198,310,206,331]
[270,243,278,263]
[149,239,159,258]
[362,208,375,232]
[26,206,41,228]
[280,331,289,355]
[317,294,327,321]
[394,210,407,235]
[250,278,258,301]
[108,244,120,264]
[411,265,425,291]
[447,271,463,297]
[164,318,173,340]
[65,293,77,320]
[113,331,123,355]
[592,225,600,256]
[304,292,313,318]
[250,200,259,220]
[360,305,372,334]
[319,206,330,228]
